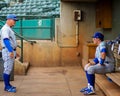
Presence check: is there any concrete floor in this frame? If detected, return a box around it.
[0,66,105,96]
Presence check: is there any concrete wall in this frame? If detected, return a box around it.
[110,0,120,39]
[60,2,96,42]
[17,41,80,67]
[17,2,97,67]
[60,2,96,65]
[94,0,120,40]
[17,0,120,67]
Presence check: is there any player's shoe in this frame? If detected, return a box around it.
[9,85,16,89]
[83,87,95,95]
[80,87,88,92]
[4,86,16,93]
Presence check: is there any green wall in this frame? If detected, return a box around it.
[0,18,55,40]
[14,19,55,40]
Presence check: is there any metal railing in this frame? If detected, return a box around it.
[14,31,36,63]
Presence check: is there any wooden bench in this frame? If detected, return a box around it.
[106,72,120,86]
[96,74,120,96]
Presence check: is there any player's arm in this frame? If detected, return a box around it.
[3,38,14,58]
[89,58,99,65]
[100,48,107,65]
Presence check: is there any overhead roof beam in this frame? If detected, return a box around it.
[61,0,98,2]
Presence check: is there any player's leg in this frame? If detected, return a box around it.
[84,64,106,95]
[2,49,16,92]
[83,73,95,95]
[80,63,92,92]
[3,59,16,93]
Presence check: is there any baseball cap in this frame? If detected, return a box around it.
[6,14,18,21]
[92,32,104,40]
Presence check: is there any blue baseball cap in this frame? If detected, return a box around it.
[6,14,18,21]
[92,32,104,41]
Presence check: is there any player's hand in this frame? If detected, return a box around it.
[10,52,14,58]
[89,59,95,65]
[89,61,95,65]
[87,63,91,68]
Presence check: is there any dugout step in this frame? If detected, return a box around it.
[14,57,30,75]
[96,74,120,96]
[106,72,120,86]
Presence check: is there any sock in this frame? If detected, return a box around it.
[85,71,91,88]
[86,71,95,88]
[3,73,11,89]
[88,83,90,89]
[8,74,12,86]
[88,74,95,88]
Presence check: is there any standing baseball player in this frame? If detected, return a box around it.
[0,14,18,92]
[80,32,115,95]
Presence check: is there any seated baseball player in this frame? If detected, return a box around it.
[80,32,115,95]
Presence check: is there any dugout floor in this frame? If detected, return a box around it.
[0,66,105,96]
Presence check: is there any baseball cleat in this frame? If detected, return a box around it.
[83,88,95,95]
[4,86,16,93]
[80,87,88,92]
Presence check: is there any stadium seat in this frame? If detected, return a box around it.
[0,0,60,18]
